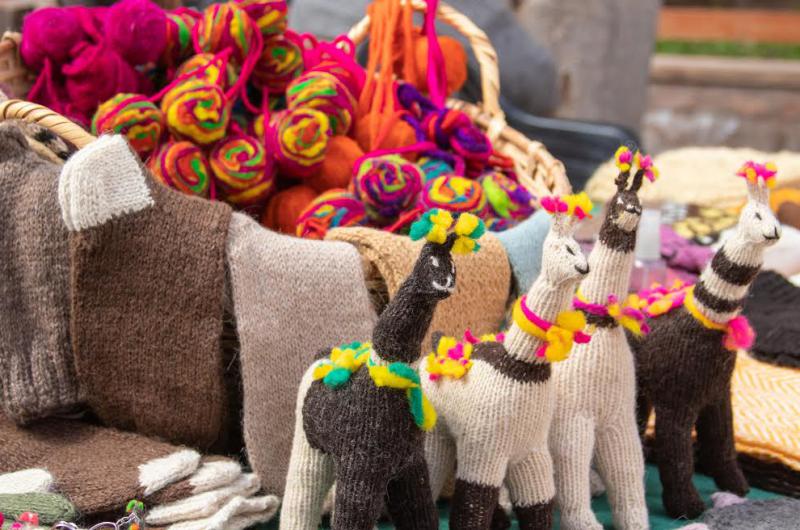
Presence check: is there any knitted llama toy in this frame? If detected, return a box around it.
[632,161,781,519]
[421,194,592,530]
[550,147,657,530]
[280,210,485,530]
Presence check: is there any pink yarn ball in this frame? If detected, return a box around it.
[20,7,87,70]
[105,0,167,66]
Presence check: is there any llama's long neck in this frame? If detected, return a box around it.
[693,232,763,324]
[579,218,637,303]
[371,278,438,365]
[504,275,578,363]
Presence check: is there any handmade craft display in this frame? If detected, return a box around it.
[148,141,213,199]
[295,189,366,239]
[91,93,165,157]
[280,210,484,530]
[422,195,590,530]
[632,161,781,519]
[210,133,274,208]
[548,147,656,530]
[353,155,424,224]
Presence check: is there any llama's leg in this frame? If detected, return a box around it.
[654,406,705,519]
[279,428,334,530]
[425,422,457,500]
[449,443,507,530]
[696,397,748,496]
[385,452,439,530]
[332,455,389,530]
[636,390,653,440]
[505,449,555,530]
[595,418,648,530]
[551,416,601,530]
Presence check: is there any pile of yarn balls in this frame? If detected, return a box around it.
[21,0,536,238]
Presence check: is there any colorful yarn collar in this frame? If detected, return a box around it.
[511,296,591,362]
[573,290,650,337]
[425,329,504,382]
[684,286,755,351]
[312,342,436,431]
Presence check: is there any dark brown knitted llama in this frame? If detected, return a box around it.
[632,162,782,519]
[280,211,485,530]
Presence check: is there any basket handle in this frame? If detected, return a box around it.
[347,0,504,122]
[0,99,95,149]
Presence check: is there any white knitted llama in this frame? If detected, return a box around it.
[422,194,592,529]
[549,148,656,530]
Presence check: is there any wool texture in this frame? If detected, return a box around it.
[0,123,80,424]
[0,415,200,515]
[742,271,800,368]
[0,469,53,494]
[281,230,471,530]
[60,135,233,450]
[550,183,649,530]
[495,210,551,295]
[226,212,377,495]
[151,495,281,530]
[683,495,800,530]
[0,493,76,525]
[633,176,781,519]
[423,209,589,530]
[145,474,260,525]
[145,457,244,505]
[326,226,510,345]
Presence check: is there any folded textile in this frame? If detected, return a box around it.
[150,495,281,530]
[743,271,800,368]
[146,458,243,506]
[0,469,53,494]
[0,123,80,424]
[0,493,76,525]
[145,474,260,525]
[59,135,233,450]
[227,212,378,495]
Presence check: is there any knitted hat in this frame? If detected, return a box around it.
[0,493,76,525]
[326,225,511,344]
[0,415,200,515]
[59,135,233,450]
[226,212,377,495]
[0,123,80,424]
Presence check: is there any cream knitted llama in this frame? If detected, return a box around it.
[422,195,591,530]
[549,149,656,530]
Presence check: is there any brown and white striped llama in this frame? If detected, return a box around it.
[632,162,781,519]
[549,148,655,530]
[421,194,592,530]
[280,210,485,530]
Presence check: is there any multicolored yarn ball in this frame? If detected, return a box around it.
[484,216,513,232]
[273,107,331,177]
[162,11,199,68]
[91,93,165,157]
[105,0,167,66]
[352,155,424,225]
[161,79,231,145]
[260,184,318,233]
[419,174,487,216]
[286,71,356,135]
[295,188,366,239]
[196,2,257,65]
[480,170,533,220]
[249,109,286,142]
[251,33,304,92]
[148,141,213,198]
[210,133,274,206]
[232,0,287,36]
[175,53,239,89]
[418,156,454,182]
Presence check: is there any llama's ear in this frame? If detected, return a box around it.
[551,213,574,236]
[629,169,645,192]
[615,171,630,192]
[746,180,768,205]
[443,232,458,251]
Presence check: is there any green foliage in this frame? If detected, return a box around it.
[657,39,800,60]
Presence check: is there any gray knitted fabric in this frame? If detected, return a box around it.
[704,498,800,530]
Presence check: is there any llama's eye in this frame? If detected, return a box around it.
[430,256,440,268]
[755,212,762,220]
[566,245,576,256]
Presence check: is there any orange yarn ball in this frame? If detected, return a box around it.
[260,185,318,233]
[414,35,468,96]
[354,117,417,156]
[307,136,364,193]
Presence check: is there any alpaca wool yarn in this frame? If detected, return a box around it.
[251,34,304,93]
[161,80,231,145]
[249,110,286,142]
[176,54,239,89]
[273,107,331,177]
[20,7,86,70]
[307,135,363,192]
[211,134,274,207]
[233,0,288,37]
[419,156,455,182]
[105,0,167,66]
[286,71,356,135]
[481,170,534,221]
[353,155,424,225]
[163,11,200,69]
[260,185,318,233]
[295,189,365,239]
[92,93,165,157]
[196,3,257,65]
[419,174,488,216]
[148,141,213,198]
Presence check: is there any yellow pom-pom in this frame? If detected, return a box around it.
[452,236,476,255]
[427,209,454,244]
[615,146,633,172]
[454,212,480,237]
[555,310,587,333]
[563,192,594,220]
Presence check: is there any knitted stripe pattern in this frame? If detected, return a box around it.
[633,173,781,519]
[0,123,80,424]
[0,493,76,525]
[422,212,590,530]
[60,135,233,450]
[281,235,464,530]
[550,186,649,530]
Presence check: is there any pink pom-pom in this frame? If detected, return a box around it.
[20,7,87,70]
[724,315,755,351]
[540,196,568,214]
[105,0,167,65]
